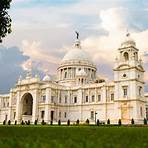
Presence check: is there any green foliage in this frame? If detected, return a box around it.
[118,119,122,126]
[76,119,79,125]
[0,126,148,148]
[0,0,12,42]
[107,119,110,125]
[97,119,100,126]
[58,120,61,125]
[131,118,135,125]
[86,119,89,125]
[67,119,70,126]
[144,118,147,125]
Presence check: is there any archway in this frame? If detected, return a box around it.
[123,52,129,61]
[22,93,33,116]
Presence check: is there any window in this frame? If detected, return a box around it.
[65,96,67,103]
[64,72,67,78]
[3,102,5,108]
[51,96,54,103]
[81,79,84,84]
[92,95,95,102]
[111,94,114,101]
[7,102,9,107]
[90,111,94,119]
[14,112,16,119]
[123,87,127,97]
[98,95,101,101]
[59,112,61,118]
[139,86,142,96]
[74,97,77,103]
[123,74,127,78]
[41,111,45,119]
[42,95,46,101]
[140,107,143,117]
[64,112,67,118]
[59,97,61,103]
[86,96,88,102]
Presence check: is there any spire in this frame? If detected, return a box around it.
[74,31,81,48]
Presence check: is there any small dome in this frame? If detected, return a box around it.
[43,75,51,81]
[121,32,136,48]
[76,69,87,77]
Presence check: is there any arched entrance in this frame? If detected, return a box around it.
[21,93,33,121]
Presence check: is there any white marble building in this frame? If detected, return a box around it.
[0,33,148,124]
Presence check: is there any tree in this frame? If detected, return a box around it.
[144,118,147,125]
[107,119,110,125]
[58,120,61,126]
[118,119,122,126]
[67,119,70,126]
[131,118,134,125]
[0,0,12,43]
[76,119,79,125]
[97,119,100,126]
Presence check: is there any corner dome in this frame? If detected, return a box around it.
[121,32,136,48]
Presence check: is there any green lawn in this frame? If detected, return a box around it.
[0,125,148,148]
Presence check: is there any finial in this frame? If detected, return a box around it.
[75,31,79,39]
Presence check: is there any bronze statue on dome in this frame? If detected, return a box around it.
[75,31,79,39]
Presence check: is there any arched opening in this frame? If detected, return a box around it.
[123,52,129,61]
[81,78,84,84]
[22,93,33,115]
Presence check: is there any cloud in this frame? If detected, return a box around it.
[21,40,61,73]
[0,46,29,93]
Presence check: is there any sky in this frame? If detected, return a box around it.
[1,0,148,93]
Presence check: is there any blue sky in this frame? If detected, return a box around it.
[1,0,148,93]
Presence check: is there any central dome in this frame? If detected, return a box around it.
[57,37,97,85]
[62,39,92,64]
[62,48,91,62]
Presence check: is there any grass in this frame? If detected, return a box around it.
[0,125,148,148]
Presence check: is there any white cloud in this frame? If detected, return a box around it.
[21,40,61,73]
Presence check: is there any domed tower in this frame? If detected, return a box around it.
[114,32,145,124]
[57,32,97,86]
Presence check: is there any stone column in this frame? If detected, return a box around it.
[45,88,51,123]
[95,88,97,102]
[32,90,38,122]
[15,91,21,123]
[8,90,13,121]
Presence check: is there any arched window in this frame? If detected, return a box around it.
[92,95,95,102]
[139,86,142,96]
[124,52,129,61]
[81,78,84,84]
